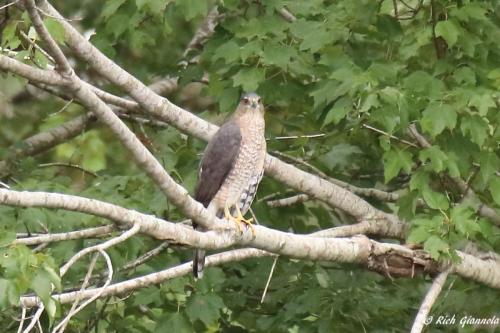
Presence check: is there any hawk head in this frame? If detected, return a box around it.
[238,92,263,113]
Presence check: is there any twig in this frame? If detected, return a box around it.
[22,306,44,333]
[267,194,310,208]
[55,253,99,333]
[121,241,169,271]
[362,124,418,147]
[16,306,26,333]
[277,7,296,22]
[60,224,140,276]
[410,269,451,333]
[38,162,98,177]
[24,0,72,73]
[19,30,54,64]
[392,0,399,17]
[0,0,19,11]
[181,6,221,60]
[21,249,272,307]
[261,256,278,303]
[271,151,401,202]
[267,133,325,141]
[14,225,115,245]
[53,249,113,333]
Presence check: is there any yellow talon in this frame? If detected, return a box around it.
[223,204,256,237]
[224,204,242,233]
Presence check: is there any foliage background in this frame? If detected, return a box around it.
[0,0,499,332]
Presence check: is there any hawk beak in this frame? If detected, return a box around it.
[251,101,258,108]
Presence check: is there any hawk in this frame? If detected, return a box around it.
[193,92,266,278]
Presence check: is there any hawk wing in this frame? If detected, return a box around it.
[194,120,242,207]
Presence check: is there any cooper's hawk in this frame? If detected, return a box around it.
[193,92,266,278]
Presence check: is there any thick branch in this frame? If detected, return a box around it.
[0,54,65,85]
[2,189,499,290]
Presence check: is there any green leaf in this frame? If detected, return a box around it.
[420,104,457,137]
[424,235,449,260]
[422,188,449,210]
[43,18,65,43]
[33,49,49,69]
[136,0,170,12]
[469,93,495,116]
[290,19,332,52]
[0,279,19,308]
[460,115,489,147]
[315,266,330,288]
[476,151,500,189]
[0,231,15,247]
[186,294,225,326]
[451,205,480,237]
[383,149,413,182]
[43,265,61,292]
[101,0,127,20]
[31,269,54,305]
[155,313,192,333]
[232,67,265,91]
[175,0,207,20]
[410,170,432,196]
[407,226,431,244]
[2,20,21,49]
[262,44,294,68]
[419,146,448,173]
[322,97,350,126]
[435,20,460,47]
[490,177,500,206]
[212,40,240,63]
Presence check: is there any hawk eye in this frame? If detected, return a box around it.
[257,97,261,103]
[242,97,250,104]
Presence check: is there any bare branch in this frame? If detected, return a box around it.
[277,7,296,22]
[21,248,272,307]
[121,241,169,271]
[38,162,98,177]
[0,54,65,85]
[53,249,113,333]
[16,306,26,333]
[23,0,72,73]
[267,194,310,208]
[362,123,418,147]
[13,225,115,245]
[181,6,221,60]
[20,243,500,308]
[410,270,451,333]
[271,151,401,202]
[0,0,19,11]
[0,113,93,177]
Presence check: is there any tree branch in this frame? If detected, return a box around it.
[23,0,71,73]
[14,225,115,245]
[2,189,499,291]
[410,269,451,333]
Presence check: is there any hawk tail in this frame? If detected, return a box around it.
[193,248,205,279]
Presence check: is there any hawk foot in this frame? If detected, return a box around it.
[223,204,256,238]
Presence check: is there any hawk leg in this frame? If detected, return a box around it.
[223,204,256,237]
